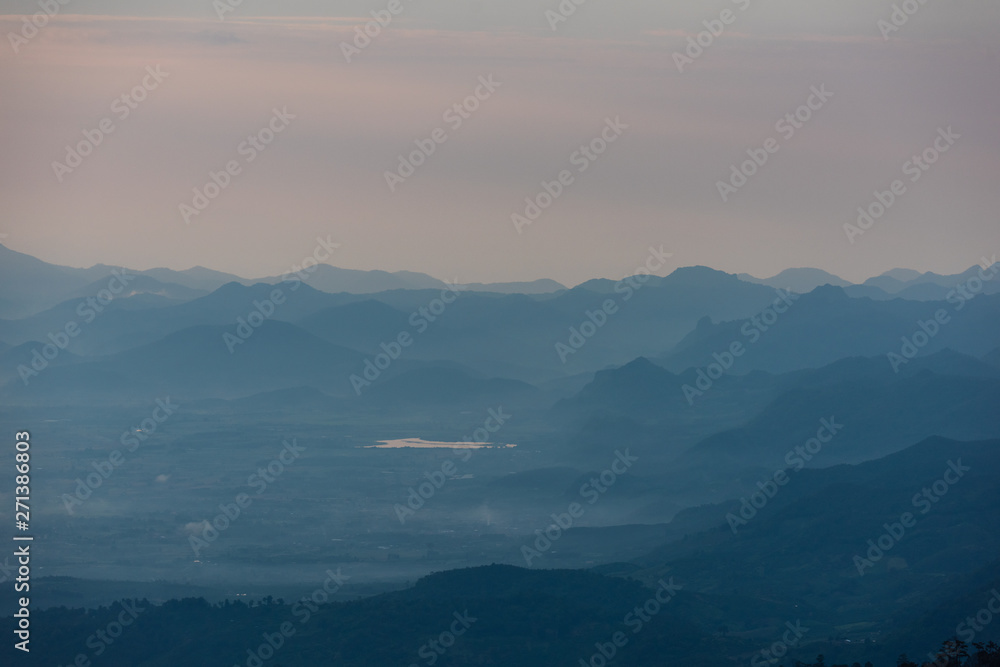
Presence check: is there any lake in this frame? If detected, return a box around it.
[368,438,516,449]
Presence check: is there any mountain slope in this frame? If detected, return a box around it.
[633,436,1000,662]
[661,286,1000,375]
[1,320,372,402]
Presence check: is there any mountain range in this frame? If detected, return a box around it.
[2,244,999,667]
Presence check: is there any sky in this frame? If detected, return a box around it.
[1,0,998,286]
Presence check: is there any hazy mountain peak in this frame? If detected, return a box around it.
[666,265,735,282]
[879,268,924,282]
[618,356,660,372]
[738,267,851,292]
[805,283,851,299]
[589,356,673,387]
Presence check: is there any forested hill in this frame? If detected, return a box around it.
[7,565,998,667]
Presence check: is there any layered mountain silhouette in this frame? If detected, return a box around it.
[3,245,999,667]
[661,286,1000,375]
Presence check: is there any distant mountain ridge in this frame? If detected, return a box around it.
[5,243,994,320]
[738,263,999,300]
[737,267,851,292]
[0,244,567,318]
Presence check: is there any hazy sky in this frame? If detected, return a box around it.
[1,1,998,285]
